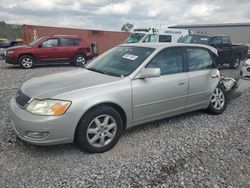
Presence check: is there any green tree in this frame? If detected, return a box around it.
[0,20,22,40]
[121,23,134,32]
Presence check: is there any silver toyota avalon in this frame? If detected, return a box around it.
[10,43,227,153]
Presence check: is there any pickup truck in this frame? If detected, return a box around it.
[179,34,248,69]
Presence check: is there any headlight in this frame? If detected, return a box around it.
[26,99,71,116]
[7,50,15,55]
[242,61,250,67]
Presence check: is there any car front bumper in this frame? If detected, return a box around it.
[5,56,16,64]
[9,97,78,145]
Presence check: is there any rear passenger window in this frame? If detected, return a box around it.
[60,38,80,46]
[159,35,172,42]
[187,48,213,71]
[210,37,221,45]
[222,37,231,45]
[146,47,184,75]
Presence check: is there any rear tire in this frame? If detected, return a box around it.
[75,105,123,153]
[230,56,241,69]
[19,55,35,69]
[73,54,86,67]
[207,84,227,114]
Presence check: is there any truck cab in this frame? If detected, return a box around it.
[123,28,189,44]
[179,34,248,69]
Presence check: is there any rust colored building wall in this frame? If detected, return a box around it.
[22,25,130,54]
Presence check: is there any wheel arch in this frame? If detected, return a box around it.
[72,52,86,60]
[74,102,127,140]
[18,53,36,62]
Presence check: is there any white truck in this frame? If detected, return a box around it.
[123,28,190,44]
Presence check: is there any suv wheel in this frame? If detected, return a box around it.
[74,54,86,67]
[230,56,241,69]
[19,55,35,69]
[207,84,227,114]
[75,106,123,153]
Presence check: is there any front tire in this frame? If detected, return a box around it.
[19,55,35,69]
[75,106,123,153]
[73,54,86,67]
[207,84,227,114]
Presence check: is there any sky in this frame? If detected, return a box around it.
[0,0,250,31]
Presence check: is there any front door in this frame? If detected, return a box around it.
[132,47,188,123]
[35,38,59,61]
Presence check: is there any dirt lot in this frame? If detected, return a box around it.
[0,61,249,187]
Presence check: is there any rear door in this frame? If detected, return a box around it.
[186,47,219,111]
[57,38,81,60]
[132,47,188,123]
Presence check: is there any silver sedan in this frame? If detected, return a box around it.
[10,43,227,153]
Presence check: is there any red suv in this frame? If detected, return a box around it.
[5,35,94,69]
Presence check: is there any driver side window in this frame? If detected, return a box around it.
[146,47,184,75]
[41,38,58,48]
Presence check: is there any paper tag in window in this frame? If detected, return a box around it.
[122,54,138,61]
[200,38,208,41]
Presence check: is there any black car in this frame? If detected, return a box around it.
[179,34,248,69]
[0,41,21,49]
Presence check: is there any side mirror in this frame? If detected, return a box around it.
[136,68,161,79]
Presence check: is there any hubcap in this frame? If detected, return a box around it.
[21,58,33,68]
[86,115,117,148]
[76,56,86,67]
[211,88,225,110]
[234,58,240,68]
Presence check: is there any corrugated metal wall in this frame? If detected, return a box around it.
[22,25,130,54]
[170,25,250,44]
[189,27,250,44]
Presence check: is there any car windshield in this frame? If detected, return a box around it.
[29,37,45,46]
[179,35,211,44]
[86,46,155,77]
[124,33,146,43]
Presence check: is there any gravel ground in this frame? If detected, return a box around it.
[0,61,249,188]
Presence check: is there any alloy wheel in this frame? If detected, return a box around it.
[211,88,225,110]
[21,58,33,68]
[86,115,117,148]
[76,56,86,67]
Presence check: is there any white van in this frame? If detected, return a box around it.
[124,28,190,44]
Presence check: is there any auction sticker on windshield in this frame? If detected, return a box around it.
[122,54,138,61]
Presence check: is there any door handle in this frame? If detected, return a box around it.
[178,81,185,85]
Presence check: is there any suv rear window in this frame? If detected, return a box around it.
[60,38,80,46]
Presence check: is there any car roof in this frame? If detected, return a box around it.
[49,35,81,38]
[119,42,218,55]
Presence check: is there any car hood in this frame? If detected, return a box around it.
[21,69,122,99]
[8,44,31,50]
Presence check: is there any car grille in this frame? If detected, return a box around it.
[16,89,31,108]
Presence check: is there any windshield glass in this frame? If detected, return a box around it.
[86,46,155,77]
[178,35,211,44]
[124,33,146,43]
[29,37,45,46]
